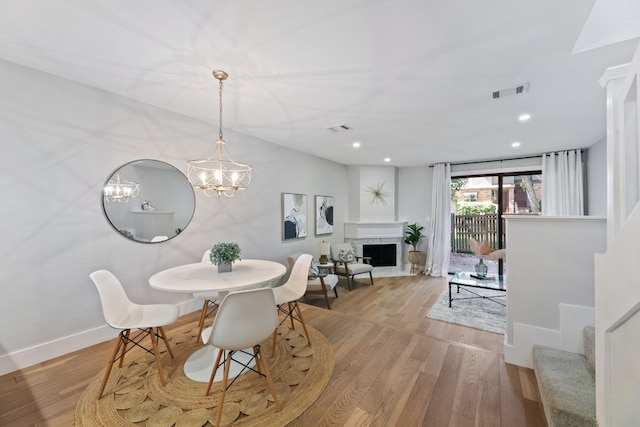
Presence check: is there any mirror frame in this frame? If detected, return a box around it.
[101,159,196,243]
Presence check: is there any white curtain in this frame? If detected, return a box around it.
[541,150,584,216]
[426,163,451,277]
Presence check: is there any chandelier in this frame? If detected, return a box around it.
[187,70,252,198]
[103,172,140,203]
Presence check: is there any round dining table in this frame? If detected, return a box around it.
[149,259,287,383]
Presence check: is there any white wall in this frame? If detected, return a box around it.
[503,216,606,368]
[349,165,397,222]
[0,58,348,374]
[586,138,607,216]
[397,165,432,255]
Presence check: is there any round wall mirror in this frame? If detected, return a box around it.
[102,159,195,243]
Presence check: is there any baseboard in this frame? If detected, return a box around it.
[504,304,595,368]
[0,299,201,377]
[504,323,561,368]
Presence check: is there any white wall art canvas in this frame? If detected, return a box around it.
[315,195,334,235]
[282,193,307,240]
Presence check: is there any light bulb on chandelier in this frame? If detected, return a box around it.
[103,172,140,203]
[187,70,252,198]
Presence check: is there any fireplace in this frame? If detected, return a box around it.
[344,221,407,274]
[363,244,397,267]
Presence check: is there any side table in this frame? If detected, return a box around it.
[317,262,335,274]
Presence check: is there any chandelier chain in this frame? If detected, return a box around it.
[218,78,224,141]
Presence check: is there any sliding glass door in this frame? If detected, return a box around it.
[450,171,541,275]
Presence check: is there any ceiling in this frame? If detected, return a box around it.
[0,0,638,167]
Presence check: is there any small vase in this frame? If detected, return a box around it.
[474,258,488,278]
[319,254,329,265]
[217,263,232,273]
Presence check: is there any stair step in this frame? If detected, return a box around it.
[532,345,596,427]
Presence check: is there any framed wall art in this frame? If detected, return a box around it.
[315,195,334,235]
[282,193,307,240]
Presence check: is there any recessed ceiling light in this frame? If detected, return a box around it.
[353,142,361,148]
[384,157,391,163]
[518,114,531,121]
[511,141,521,148]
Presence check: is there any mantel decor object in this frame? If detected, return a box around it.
[209,242,242,273]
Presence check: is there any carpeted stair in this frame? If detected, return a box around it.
[532,326,597,427]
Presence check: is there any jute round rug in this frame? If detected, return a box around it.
[75,320,334,426]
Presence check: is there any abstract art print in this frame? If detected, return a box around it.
[282,193,307,240]
[315,195,334,235]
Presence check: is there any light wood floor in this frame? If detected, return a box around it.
[0,274,547,426]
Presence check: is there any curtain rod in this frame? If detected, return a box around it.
[429,149,584,167]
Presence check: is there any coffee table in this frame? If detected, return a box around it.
[448,271,506,307]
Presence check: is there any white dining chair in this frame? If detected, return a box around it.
[89,269,180,398]
[194,249,220,342]
[204,287,281,426]
[287,253,339,309]
[271,253,313,356]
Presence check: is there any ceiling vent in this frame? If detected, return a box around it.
[492,83,529,99]
[328,124,351,132]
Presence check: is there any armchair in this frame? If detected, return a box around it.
[287,253,339,309]
[330,243,374,290]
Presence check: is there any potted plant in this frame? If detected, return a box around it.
[209,242,242,273]
[404,223,424,273]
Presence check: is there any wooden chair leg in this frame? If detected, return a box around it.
[205,349,224,396]
[215,354,232,427]
[158,326,174,359]
[334,287,339,298]
[322,291,332,309]
[293,302,312,346]
[98,332,126,398]
[288,302,295,330]
[271,329,278,358]
[149,327,167,386]
[369,272,374,286]
[118,329,130,368]
[253,346,263,374]
[197,300,209,343]
[258,349,281,412]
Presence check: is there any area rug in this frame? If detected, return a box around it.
[75,320,334,426]
[426,288,506,334]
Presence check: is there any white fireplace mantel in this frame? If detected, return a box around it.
[344,221,407,239]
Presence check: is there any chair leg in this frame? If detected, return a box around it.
[293,302,312,346]
[158,326,174,359]
[334,287,339,298]
[197,299,218,343]
[205,349,224,396]
[346,276,353,290]
[149,327,167,386]
[197,300,209,343]
[369,271,374,286]
[215,354,232,427]
[322,290,332,310]
[118,329,130,368]
[287,302,295,330]
[271,329,278,358]
[257,348,281,412]
[97,331,127,398]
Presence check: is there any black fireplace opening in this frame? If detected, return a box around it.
[363,244,396,267]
